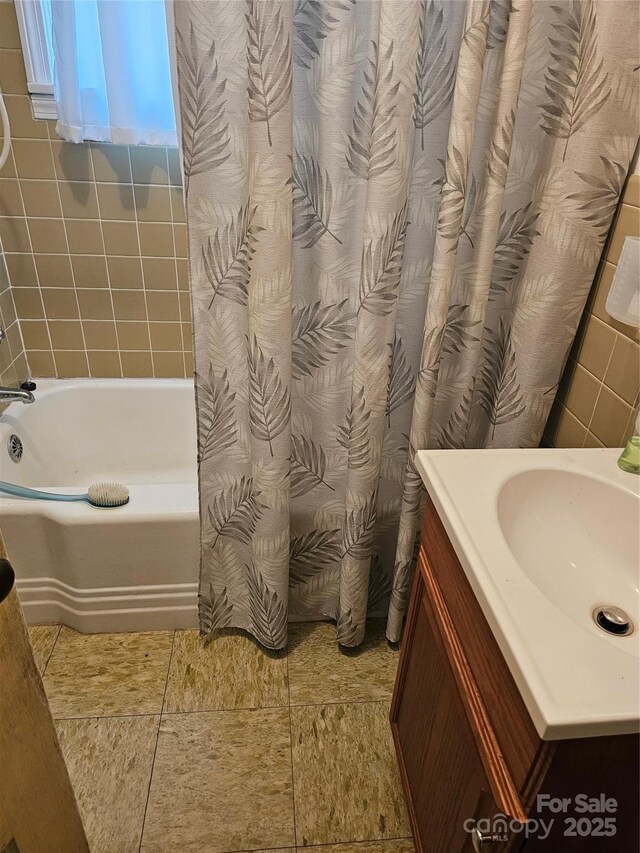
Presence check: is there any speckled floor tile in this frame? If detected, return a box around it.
[163,629,288,712]
[28,624,60,673]
[300,842,414,852]
[56,714,159,853]
[44,627,173,718]
[288,620,399,705]
[141,709,295,852]
[291,702,410,847]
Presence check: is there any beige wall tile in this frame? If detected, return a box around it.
[142,257,177,290]
[0,178,25,217]
[139,223,174,257]
[0,288,17,325]
[0,48,28,94]
[146,290,179,321]
[116,321,150,350]
[13,287,44,318]
[12,139,55,179]
[107,255,143,289]
[90,144,132,183]
[4,255,35,293]
[149,322,182,351]
[28,350,56,376]
[66,220,104,255]
[55,350,90,378]
[130,146,169,185]
[623,174,640,209]
[178,291,191,320]
[589,385,632,447]
[4,317,23,359]
[170,186,185,222]
[152,351,184,378]
[71,255,109,289]
[583,430,605,448]
[606,204,640,265]
[554,407,588,448]
[48,320,85,351]
[184,350,194,375]
[134,185,171,222]
[20,320,50,350]
[0,254,9,292]
[177,259,189,292]
[167,147,182,185]
[83,321,118,350]
[97,183,136,220]
[562,363,600,426]
[121,350,153,377]
[102,221,139,256]
[0,216,31,252]
[42,288,80,320]
[58,181,100,219]
[34,253,73,287]
[50,140,94,182]
[77,289,114,321]
[604,334,640,405]
[28,218,68,254]
[577,316,616,380]
[0,4,21,50]
[20,180,63,218]
[112,290,146,321]
[88,350,122,378]
[174,224,187,257]
[4,94,47,139]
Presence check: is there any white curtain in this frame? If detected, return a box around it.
[51,0,177,146]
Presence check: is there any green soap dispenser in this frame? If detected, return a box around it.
[618,410,640,474]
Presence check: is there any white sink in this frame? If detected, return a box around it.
[497,469,639,653]
[416,448,640,740]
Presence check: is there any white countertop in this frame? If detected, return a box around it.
[416,447,640,741]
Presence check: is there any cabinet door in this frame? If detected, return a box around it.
[392,570,513,853]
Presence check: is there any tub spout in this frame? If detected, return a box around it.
[0,387,35,403]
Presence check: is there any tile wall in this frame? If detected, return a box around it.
[0,0,192,380]
[545,175,640,448]
[0,244,28,388]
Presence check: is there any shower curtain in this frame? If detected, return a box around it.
[173,0,640,648]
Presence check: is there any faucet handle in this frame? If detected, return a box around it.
[0,325,5,343]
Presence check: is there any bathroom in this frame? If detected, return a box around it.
[0,0,638,850]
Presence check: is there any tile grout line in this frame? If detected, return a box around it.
[40,623,62,677]
[9,143,56,375]
[89,142,124,378]
[137,628,176,853]
[165,147,187,378]
[46,129,90,375]
[127,147,156,379]
[48,694,392,724]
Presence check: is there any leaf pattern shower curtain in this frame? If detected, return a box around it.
[173,0,640,648]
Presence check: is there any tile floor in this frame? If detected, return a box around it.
[28,620,413,853]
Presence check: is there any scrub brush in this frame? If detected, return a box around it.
[0,481,129,507]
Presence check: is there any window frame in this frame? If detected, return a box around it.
[14,0,58,119]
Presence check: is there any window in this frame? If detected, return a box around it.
[15,0,177,146]
[14,0,56,119]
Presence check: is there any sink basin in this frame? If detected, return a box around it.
[497,469,639,652]
[415,447,640,739]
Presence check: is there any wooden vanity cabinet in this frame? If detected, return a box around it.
[390,502,639,853]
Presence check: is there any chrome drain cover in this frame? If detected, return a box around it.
[7,434,23,463]
[593,606,634,637]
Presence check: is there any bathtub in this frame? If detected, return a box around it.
[0,379,199,632]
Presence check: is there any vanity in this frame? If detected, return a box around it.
[391,449,639,851]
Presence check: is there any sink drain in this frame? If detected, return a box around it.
[7,434,23,463]
[593,606,634,637]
